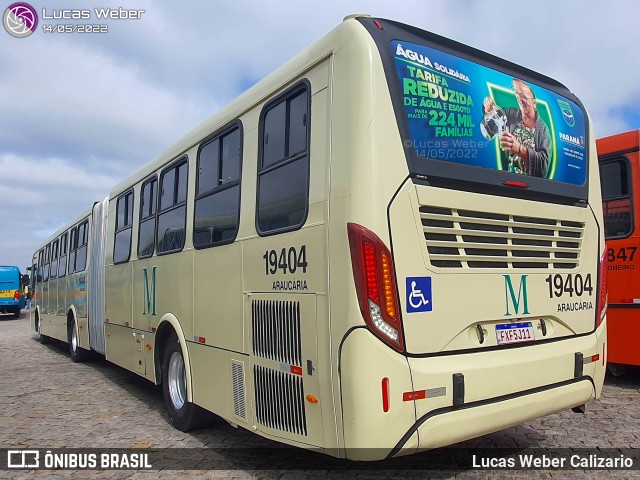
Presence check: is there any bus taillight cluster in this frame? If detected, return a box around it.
[347,223,404,351]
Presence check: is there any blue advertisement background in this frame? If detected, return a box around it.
[392,40,587,186]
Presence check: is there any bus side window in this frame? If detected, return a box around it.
[138,177,157,259]
[50,239,59,279]
[600,158,633,238]
[37,249,43,283]
[194,123,242,248]
[43,244,51,282]
[114,190,134,264]
[157,158,188,254]
[75,220,89,272]
[59,232,68,277]
[257,82,310,235]
[68,227,77,274]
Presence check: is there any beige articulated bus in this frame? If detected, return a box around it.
[30,15,607,460]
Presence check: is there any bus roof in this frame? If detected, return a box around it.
[0,266,20,273]
[107,14,586,200]
[596,129,639,156]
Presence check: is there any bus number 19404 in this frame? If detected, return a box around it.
[545,273,593,298]
[263,246,308,275]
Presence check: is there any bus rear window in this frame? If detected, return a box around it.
[391,40,587,188]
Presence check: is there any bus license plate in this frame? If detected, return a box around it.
[0,290,12,298]
[496,322,535,345]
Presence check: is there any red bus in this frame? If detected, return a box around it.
[597,130,640,369]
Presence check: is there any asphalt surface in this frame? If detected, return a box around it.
[1,310,639,479]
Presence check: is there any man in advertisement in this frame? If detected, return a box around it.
[482,78,551,178]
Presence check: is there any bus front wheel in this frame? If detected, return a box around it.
[36,315,51,344]
[161,335,212,432]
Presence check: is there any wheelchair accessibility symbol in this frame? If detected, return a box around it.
[406,277,432,313]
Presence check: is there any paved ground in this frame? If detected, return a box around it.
[1,311,639,479]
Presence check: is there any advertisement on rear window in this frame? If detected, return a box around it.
[392,40,587,185]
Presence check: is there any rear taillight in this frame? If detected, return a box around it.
[596,250,608,328]
[348,223,404,351]
[13,290,20,301]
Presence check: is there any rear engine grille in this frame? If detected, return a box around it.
[420,206,584,269]
[252,300,301,367]
[254,365,307,436]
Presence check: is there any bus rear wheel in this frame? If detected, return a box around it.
[68,317,89,362]
[161,336,212,432]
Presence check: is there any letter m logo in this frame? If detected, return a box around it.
[503,274,530,316]
[143,266,157,316]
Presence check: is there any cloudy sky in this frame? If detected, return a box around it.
[0,0,638,272]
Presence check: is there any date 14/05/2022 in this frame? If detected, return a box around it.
[42,24,108,33]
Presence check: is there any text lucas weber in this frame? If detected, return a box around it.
[41,8,145,20]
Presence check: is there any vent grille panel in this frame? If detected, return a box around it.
[420,206,584,269]
[254,365,307,436]
[231,361,246,419]
[252,300,301,366]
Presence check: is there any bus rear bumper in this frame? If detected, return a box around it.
[0,301,21,316]
[391,377,594,456]
[396,326,605,456]
[339,325,605,460]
